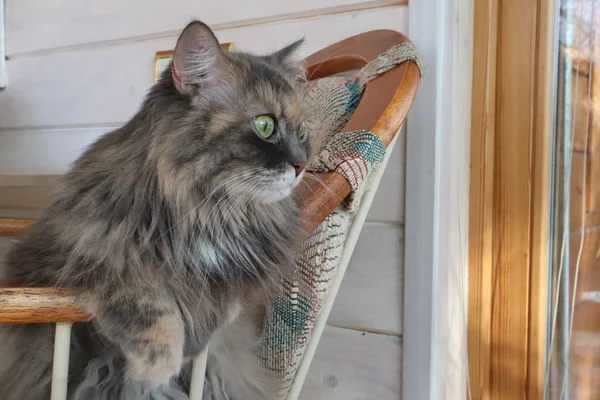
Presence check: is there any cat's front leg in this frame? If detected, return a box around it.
[84,291,185,387]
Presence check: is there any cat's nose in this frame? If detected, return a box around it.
[293,162,306,178]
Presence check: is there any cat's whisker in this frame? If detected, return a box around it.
[303,172,344,203]
[293,179,324,208]
[201,177,263,250]
[214,176,266,244]
[201,175,262,240]
[148,169,263,248]
[196,174,259,238]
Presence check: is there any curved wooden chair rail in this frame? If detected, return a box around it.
[0,30,420,324]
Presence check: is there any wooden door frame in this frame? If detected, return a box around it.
[467,0,558,398]
[404,0,473,399]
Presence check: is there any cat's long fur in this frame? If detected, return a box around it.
[0,21,310,399]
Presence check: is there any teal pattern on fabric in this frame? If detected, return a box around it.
[263,296,311,350]
[343,81,363,115]
[354,133,386,165]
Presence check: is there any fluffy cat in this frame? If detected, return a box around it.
[0,20,310,399]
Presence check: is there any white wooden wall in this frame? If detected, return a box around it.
[0,1,409,398]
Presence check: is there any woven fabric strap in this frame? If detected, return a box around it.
[305,40,422,211]
[358,40,424,82]
[311,129,386,211]
[260,39,423,398]
[261,210,351,396]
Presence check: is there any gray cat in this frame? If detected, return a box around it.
[0,20,310,399]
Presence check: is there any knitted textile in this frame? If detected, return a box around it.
[260,40,422,397]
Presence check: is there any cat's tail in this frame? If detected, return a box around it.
[202,302,278,400]
[0,323,57,400]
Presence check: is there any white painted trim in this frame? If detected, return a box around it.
[404,0,473,399]
[51,322,73,400]
[0,0,7,88]
[287,134,399,400]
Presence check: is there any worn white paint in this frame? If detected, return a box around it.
[367,126,406,223]
[403,0,473,398]
[6,0,403,55]
[299,326,402,400]
[0,6,408,129]
[0,127,116,174]
[330,223,404,333]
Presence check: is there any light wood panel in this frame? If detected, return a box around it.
[468,0,555,398]
[467,0,498,396]
[6,0,405,55]
[330,223,403,334]
[299,326,401,399]
[0,6,408,129]
[528,0,555,396]
[490,2,537,395]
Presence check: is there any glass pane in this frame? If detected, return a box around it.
[549,0,600,398]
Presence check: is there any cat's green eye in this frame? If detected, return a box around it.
[253,115,276,139]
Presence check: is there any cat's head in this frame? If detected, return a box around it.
[152,21,310,205]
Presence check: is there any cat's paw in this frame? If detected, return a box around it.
[126,346,183,387]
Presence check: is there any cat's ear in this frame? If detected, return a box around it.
[269,38,304,65]
[268,39,306,82]
[171,21,228,95]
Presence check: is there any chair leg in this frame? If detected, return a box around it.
[188,347,209,400]
[51,322,73,400]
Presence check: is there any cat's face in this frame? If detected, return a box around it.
[159,21,310,205]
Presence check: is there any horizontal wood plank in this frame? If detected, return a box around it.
[300,326,401,399]
[6,0,405,55]
[0,6,408,129]
[0,287,90,324]
[329,223,403,333]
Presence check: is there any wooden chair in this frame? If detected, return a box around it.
[0,30,421,400]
